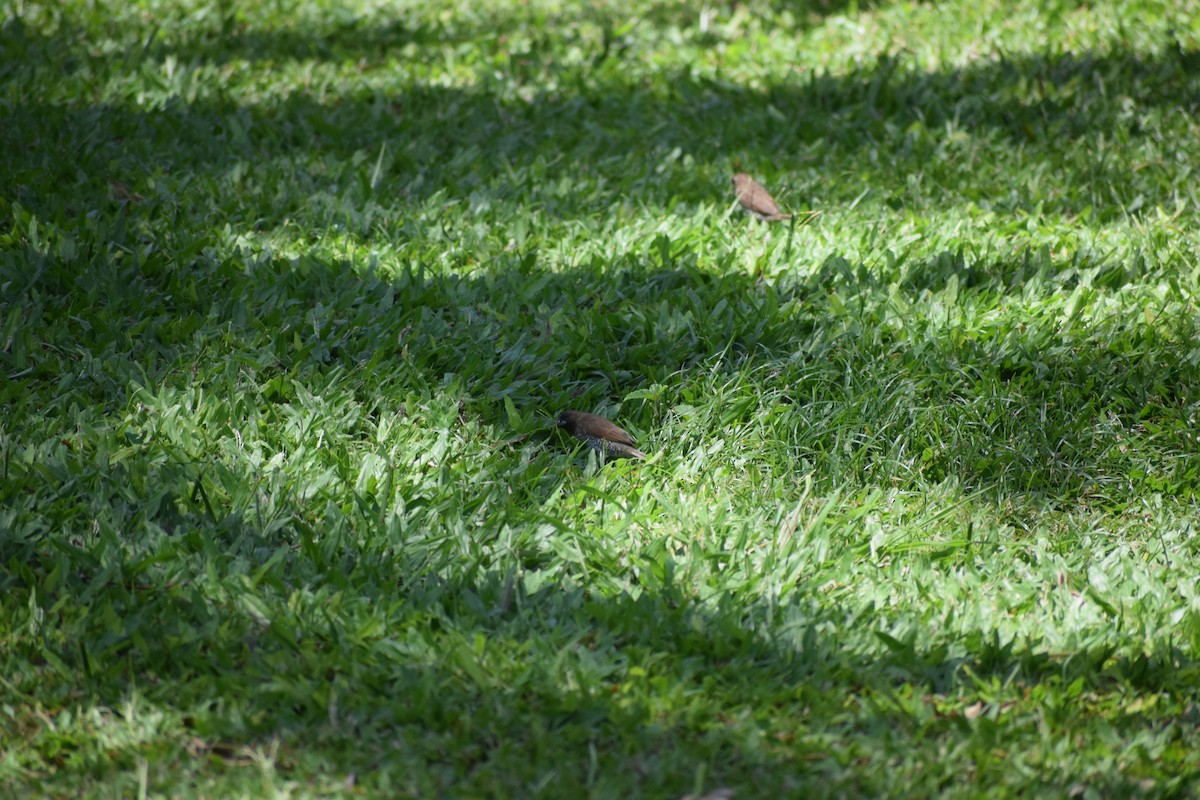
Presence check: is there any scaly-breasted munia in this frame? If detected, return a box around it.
[556,410,647,460]
[731,173,792,221]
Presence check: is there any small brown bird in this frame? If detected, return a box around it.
[731,173,792,221]
[556,410,647,460]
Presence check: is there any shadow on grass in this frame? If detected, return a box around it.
[4,7,1200,795]
[2,8,1197,221]
[7,552,1194,794]
[3,221,1197,523]
[6,6,1192,505]
[3,235,1198,793]
[0,0,875,74]
[800,246,1200,507]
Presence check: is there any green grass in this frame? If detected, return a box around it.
[3,0,1200,796]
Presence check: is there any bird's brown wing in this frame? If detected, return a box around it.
[743,182,782,216]
[559,410,639,446]
[587,415,638,446]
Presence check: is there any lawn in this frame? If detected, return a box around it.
[3,0,1200,796]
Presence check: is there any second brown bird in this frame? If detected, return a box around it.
[557,410,647,460]
[731,173,792,222]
